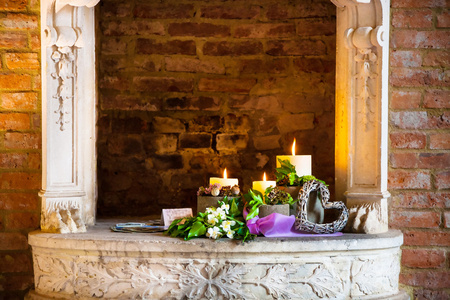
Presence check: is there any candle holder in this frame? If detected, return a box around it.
[258,204,290,218]
[196,184,240,214]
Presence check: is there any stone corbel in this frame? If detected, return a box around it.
[40,0,99,233]
[332,0,390,234]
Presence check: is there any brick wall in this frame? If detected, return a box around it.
[96,0,337,216]
[0,0,41,297]
[389,0,449,299]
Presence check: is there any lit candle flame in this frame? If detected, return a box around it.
[223,168,227,179]
[292,138,296,156]
[263,172,266,181]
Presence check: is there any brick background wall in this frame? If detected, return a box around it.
[96,0,337,216]
[0,0,448,298]
[388,0,449,298]
[0,0,41,297]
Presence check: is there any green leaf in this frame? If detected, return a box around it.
[187,221,206,239]
[230,199,239,216]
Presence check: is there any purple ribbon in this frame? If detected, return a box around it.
[245,210,343,237]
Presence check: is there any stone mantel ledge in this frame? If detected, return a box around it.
[29,221,403,254]
[27,221,408,300]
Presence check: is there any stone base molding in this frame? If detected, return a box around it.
[27,222,408,300]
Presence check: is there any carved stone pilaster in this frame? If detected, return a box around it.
[332,0,390,233]
[40,0,100,233]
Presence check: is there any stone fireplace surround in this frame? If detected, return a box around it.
[27,0,408,299]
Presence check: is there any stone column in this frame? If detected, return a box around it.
[332,0,391,233]
[40,0,100,233]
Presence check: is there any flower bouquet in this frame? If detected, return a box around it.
[166,196,255,242]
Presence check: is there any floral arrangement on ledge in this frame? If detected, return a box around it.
[197,183,240,197]
[276,158,327,186]
[165,197,255,242]
[243,187,294,220]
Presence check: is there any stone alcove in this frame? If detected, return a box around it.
[27,0,407,299]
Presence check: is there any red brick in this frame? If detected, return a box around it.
[134,77,194,92]
[390,111,450,129]
[203,41,263,56]
[101,20,165,36]
[390,210,440,228]
[0,233,28,250]
[414,289,449,300]
[392,9,433,28]
[27,153,40,169]
[266,40,327,56]
[390,68,448,87]
[100,1,132,18]
[0,274,34,291]
[0,74,32,90]
[0,31,27,48]
[390,50,422,68]
[216,134,248,151]
[391,0,446,7]
[234,23,295,38]
[391,191,449,208]
[239,58,289,74]
[437,10,450,28]
[418,153,450,169]
[0,192,39,210]
[168,23,230,37]
[435,171,450,189]
[0,253,32,273]
[136,39,196,55]
[0,0,27,11]
[101,94,161,111]
[0,153,27,168]
[404,230,450,246]
[390,90,422,109]
[423,50,450,67]
[294,58,335,73]
[444,211,450,228]
[200,5,260,19]
[0,113,30,130]
[266,2,335,19]
[198,78,256,93]
[1,92,38,110]
[296,17,335,36]
[277,113,315,133]
[402,249,446,268]
[99,76,129,91]
[1,13,38,29]
[164,96,220,111]
[101,38,127,55]
[4,132,40,149]
[6,212,39,229]
[229,95,282,111]
[390,152,418,168]
[5,53,39,69]
[423,90,450,108]
[165,57,225,74]
[390,132,426,149]
[0,172,40,189]
[392,30,449,49]
[134,3,194,19]
[430,133,450,149]
[400,270,450,289]
[388,170,431,189]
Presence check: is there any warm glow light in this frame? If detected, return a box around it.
[263,172,266,181]
[223,168,227,179]
[292,138,296,156]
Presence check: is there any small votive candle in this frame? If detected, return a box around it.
[209,168,239,187]
[252,172,276,195]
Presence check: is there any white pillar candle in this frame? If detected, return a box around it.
[276,139,312,177]
[252,172,276,195]
[209,168,239,187]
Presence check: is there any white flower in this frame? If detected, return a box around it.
[207,214,218,225]
[205,207,215,214]
[220,204,230,214]
[218,211,227,220]
[226,230,235,239]
[220,220,236,232]
[206,226,222,239]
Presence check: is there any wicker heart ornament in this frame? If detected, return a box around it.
[294,180,349,234]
